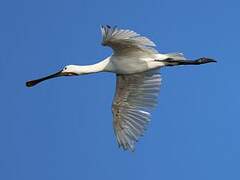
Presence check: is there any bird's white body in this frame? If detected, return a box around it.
[109,53,166,74]
[27,25,215,151]
[67,52,168,75]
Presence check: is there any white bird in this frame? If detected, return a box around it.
[26,25,216,151]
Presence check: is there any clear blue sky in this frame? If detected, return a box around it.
[0,0,239,179]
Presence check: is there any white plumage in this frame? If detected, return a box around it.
[101,25,157,54]
[101,26,163,150]
[112,71,161,151]
[26,25,216,151]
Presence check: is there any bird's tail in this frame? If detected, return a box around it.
[166,53,186,60]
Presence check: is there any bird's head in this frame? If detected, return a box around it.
[26,65,80,87]
[61,65,80,76]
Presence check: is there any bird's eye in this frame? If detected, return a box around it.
[64,67,67,70]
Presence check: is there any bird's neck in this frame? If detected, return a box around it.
[75,58,111,75]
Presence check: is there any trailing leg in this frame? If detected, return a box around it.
[155,57,216,66]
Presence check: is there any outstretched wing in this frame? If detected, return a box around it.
[101,25,158,55]
[112,70,161,151]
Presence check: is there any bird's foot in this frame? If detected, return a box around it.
[195,57,217,64]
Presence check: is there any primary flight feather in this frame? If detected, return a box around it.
[26,25,216,151]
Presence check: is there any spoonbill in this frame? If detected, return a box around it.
[26,25,216,151]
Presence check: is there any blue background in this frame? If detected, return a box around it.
[0,0,239,179]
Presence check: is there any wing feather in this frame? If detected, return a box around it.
[101,25,158,54]
[112,70,161,151]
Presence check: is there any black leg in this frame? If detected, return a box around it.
[155,57,216,66]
